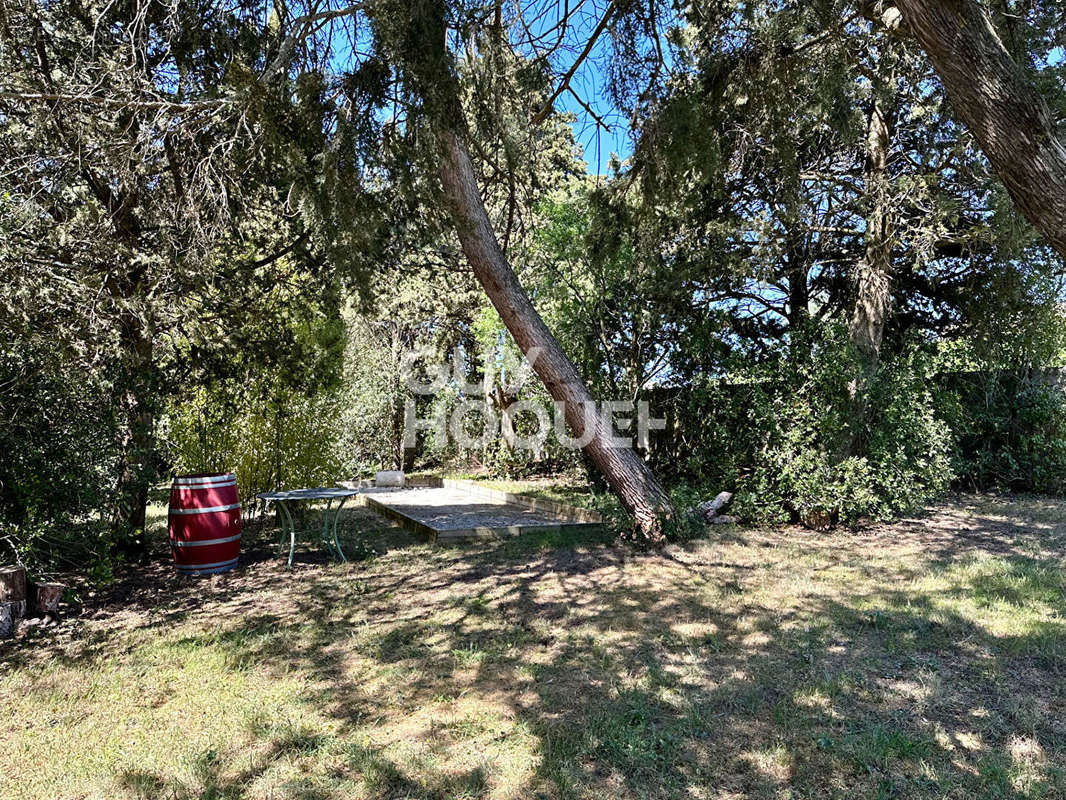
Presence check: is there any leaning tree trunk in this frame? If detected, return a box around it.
[892,0,1066,259]
[435,125,674,540]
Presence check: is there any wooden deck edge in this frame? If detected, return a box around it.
[361,495,438,541]
[361,493,601,543]
[341,475,604,542]
[338,476,442,490]
[435,522,601,543]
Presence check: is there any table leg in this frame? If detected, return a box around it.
[331,497,349,563]
[277,501,297,568]
[320,498,333,557]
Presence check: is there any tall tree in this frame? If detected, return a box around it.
[0,0,240,546]
[885,0,1066,259]
[259,0,676,537]
[612,1,1025,356]
[0,0,342,549]
[379,0,674,538]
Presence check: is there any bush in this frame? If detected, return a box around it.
[0,338,120,571]
[731,327,954,526]
[162,381,345,509]
[333,317,409,476]
[944,370,1066,495]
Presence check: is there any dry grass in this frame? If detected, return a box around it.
[2,492,1065,799]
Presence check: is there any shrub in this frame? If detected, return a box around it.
[162,381,345,510]
[0,338,120,571]
[944,370,1066,495]
[731,326,954,526]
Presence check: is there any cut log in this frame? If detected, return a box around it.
[375,470,405,488]
[0,601,18,639]
[35,583,65,615]
[0,565,27,603]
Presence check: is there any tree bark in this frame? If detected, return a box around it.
[0,566,26,604]
[850,97,894,365]
[847,93,896,456]
[34,582,64,615]
[891,0,1066,259]
[0,566,27,627]
[109,310,154,554]
[435,125,674,540]
[786,262,810,332]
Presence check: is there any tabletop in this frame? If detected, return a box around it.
[257,488,359,502]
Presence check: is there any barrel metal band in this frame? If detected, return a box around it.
[176,557,239,572]
[169,502,241,515]
[172,475,237,487]
[169,533,242,548]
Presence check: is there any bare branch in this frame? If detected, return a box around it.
[0,91,227,111]
[531,0,615,126]
[262,2,370,82]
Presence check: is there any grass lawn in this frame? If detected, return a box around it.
[2,491,1065,799]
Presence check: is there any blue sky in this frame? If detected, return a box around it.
[555,89,632,176]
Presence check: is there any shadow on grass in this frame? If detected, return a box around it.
[9,499,1066,799]
[154,533,1066,797]
[117,744,488,800]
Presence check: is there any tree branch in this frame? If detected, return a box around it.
[0,91,226,110]
[531,0,615,126]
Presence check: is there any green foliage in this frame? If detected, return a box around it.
[731,327,954,526]
[524,184,699,397]
[0,241,127,569]
[164,381,345,507]
[945,372,1066,495]
[335,332,406,476]
[5,0,1066,571]
[936,272,1066,495]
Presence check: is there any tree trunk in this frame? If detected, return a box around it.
[435,125,674,540]
[847,95,895,455]
[892,0,1066,258]
[786,261,809,332]
[109,312,154,554]
[850,97,894,366]
[389,331,406,472]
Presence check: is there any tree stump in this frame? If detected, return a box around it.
[35,583,65,615]
[0,566,26,604]
[0,566,27,631]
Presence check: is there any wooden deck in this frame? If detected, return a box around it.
[354,484,602,542]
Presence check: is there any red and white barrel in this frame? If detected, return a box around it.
[168,473,242,575]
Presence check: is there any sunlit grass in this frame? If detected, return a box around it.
[2,492,1065,799]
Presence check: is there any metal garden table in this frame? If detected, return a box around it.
[256,488,358,567]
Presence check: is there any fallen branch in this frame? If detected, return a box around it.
[695,491,733,522]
